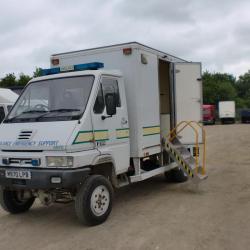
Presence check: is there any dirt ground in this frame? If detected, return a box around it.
[0,124,250,250]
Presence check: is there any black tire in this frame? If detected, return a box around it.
[164,168,188,183]
[75,175,113,226]
[0,188,35,214]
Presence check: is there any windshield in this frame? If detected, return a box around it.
[5,75,94,123]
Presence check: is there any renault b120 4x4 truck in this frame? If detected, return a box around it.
[0,42,207,225]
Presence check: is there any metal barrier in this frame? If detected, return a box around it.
[167,121,206,175]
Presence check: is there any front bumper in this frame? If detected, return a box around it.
[0,167,90,189]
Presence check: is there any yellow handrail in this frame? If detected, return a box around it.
[166,121,206,175]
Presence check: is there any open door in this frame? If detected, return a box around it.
[173,62,202,145]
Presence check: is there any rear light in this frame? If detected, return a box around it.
[51,58,59,66]
[123,48,132,55]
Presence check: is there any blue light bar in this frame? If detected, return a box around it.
[74,62,104,71]
[41,67,60,76]
[41,62,104,76]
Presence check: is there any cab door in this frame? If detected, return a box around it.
[91,75,130,174]
[173,62,203,144]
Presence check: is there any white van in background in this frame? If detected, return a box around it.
[0,88,18,123]
[219,101,236,124]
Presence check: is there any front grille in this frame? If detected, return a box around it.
[9,158,32,165]
[2,157,41,167]
[18,130,33,140]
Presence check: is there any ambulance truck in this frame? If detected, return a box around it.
[0,42,206,225]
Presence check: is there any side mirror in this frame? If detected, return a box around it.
[105,93,116,116]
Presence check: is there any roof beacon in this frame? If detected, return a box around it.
[41,62,104,76]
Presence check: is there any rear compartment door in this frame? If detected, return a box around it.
[173,62,202,144]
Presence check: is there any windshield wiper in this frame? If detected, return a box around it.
[5,109,81,123]
[49,109,81,112]
[5,110,47,122]
[22,110,47,114]
[35,109,81,121]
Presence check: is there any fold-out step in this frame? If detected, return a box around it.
[165,138,207,182]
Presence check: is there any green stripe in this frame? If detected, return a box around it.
[73,130,93,145]
[143,125,160,128]
[73,128,131,144]
[73,141,92,145]
[77,130,93,133]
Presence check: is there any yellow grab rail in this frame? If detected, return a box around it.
[166,121,206,175]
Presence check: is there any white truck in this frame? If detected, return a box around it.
[219,101,235,124]
[0,42,206,225]
[0,88,18,123]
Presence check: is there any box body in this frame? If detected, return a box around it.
[51,42,202,157]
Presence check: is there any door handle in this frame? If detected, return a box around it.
[121,118,128,125]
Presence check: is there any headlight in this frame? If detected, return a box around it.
[46,156,73,168]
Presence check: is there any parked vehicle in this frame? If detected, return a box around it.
[0,88,18,123]
[218,101,235,124]
[203,104,216,125]
[241,109,250,123]
[0,42,207,225]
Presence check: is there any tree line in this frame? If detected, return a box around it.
[203,71,250,108]
[0,68,41,88]
[0,68,250,108]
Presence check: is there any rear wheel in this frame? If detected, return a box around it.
[165,167,188,183]
[75,175,113,226]
[0,188,35,214]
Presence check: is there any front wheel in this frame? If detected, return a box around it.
[75,175,113,226]
[0,188,35,214]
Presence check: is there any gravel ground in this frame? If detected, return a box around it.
[0,124,250,250]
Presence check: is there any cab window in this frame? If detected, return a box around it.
[102,78,121,107]
[93,86,105,114]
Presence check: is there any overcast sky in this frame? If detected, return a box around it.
[0,0,249,79]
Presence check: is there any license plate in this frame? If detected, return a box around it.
[5,170,31,180]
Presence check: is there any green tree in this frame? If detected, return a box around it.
[235,71,250,99]
[33,67,42,77]
[18,73,32,86]
[0,73,17,87]
[202,71,237,105]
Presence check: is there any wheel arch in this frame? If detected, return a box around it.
[91,155,118,187]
